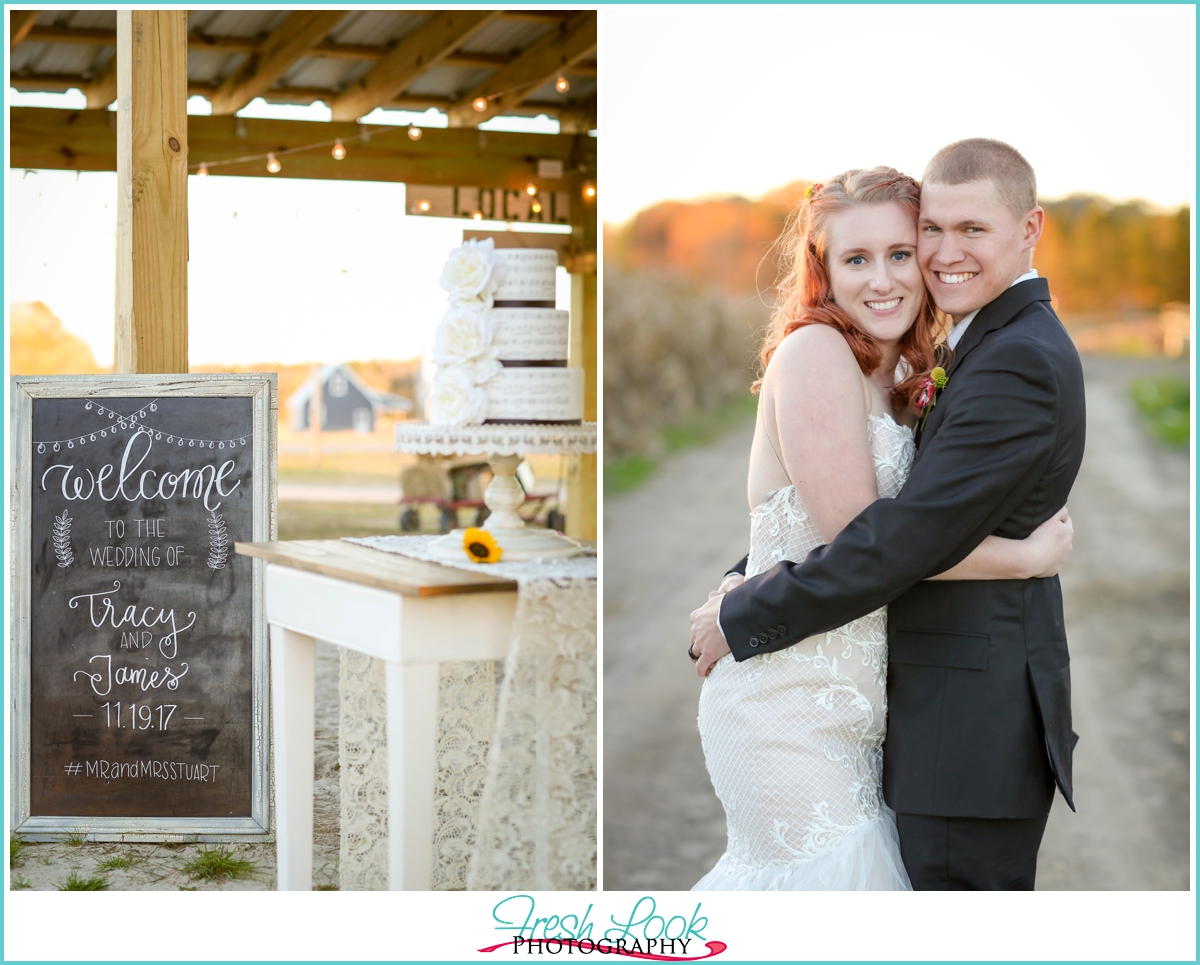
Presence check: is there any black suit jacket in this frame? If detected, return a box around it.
[720,278,1085,818]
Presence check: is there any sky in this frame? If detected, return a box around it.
[5,93,570,369]
[601,4,1197,223]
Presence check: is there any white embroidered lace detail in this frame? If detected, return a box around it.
[335,536,596,890]
[695,412,914,891]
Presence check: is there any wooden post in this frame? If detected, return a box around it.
[566,272,597,541]
[310,364,323,467]
[115,10,189,374]
[564,174,598,541]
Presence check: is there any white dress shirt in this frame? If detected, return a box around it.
[947,269,1040,350]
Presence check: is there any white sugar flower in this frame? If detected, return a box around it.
[460,356,502,385]
[427,368,489,426]
[439,238,500,302]
[432,306,497,367]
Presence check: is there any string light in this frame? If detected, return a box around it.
[417,200,431,213]
[531,201,543,214]
[525,182,538,197]
[189,121,578,179]
[583,181,597,201]
[472,96,489,113]
[472,211,483,221]
[555,75,570,94]
[331,139,346,160]
[34,400,251,453]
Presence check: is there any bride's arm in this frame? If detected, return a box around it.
[929,506,1073,580]
[767,325,879,542]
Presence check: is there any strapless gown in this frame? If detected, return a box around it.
[695,413,916,890]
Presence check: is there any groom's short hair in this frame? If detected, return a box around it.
[923,138,1037,217]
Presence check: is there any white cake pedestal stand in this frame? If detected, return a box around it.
[395,422,598,562]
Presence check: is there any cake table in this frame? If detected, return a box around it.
[395,422,598,561]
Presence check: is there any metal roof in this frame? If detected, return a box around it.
[9,9,597,125]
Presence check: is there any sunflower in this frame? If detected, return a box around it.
[462,527,503,563]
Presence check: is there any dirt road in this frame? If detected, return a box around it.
[603,354,1190,890]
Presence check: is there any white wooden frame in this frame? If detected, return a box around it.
[9,374,276,841]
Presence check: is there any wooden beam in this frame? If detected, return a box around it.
[9,108,597,189]
[446,11,596,128]
[84,53,117,109]
[207,10,346,115]
[115,11,189,375]
[11,10,39,50]
[329,10,496,122]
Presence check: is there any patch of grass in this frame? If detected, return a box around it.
[179,847,260,883]
[10,877,31,890]
[606,394,759,496]
[1131,377,1190,446]
[10,836,25,869]
[65,833,86,846]
[58,872,108,891]
[96,852,142,872]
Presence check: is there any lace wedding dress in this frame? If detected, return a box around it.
[695,413,915,891]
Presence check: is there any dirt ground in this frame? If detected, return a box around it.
[602,354,1191,891]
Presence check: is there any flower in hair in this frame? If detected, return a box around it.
[804,182,824,200]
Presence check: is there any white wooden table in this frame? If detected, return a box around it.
[234,539,517,890]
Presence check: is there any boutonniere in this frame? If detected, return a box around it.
[915,366,949,432]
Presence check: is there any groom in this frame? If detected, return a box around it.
[689,138,1085,890]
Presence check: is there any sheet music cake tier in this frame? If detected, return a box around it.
[428,241,583,426]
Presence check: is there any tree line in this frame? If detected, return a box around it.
[607,184,1190,315]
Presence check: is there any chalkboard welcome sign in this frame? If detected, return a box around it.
[11,375,275,839]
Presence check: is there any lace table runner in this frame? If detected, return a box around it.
[337,535,596,890]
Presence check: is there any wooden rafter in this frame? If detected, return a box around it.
[446,11,596,128]
[84,52,117,109]
[16,24,603,74]
[207,10,347,115]
[329,9,497,122]
[10,10,39,51]
[7,75,596,129]
[9,107,597,191]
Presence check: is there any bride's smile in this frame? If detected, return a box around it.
[825,201,925,354]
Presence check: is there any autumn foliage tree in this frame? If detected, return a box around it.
[9,302,102,375]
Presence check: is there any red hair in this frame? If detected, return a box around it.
[757,167,945,412]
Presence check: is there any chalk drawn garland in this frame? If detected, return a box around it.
[34,399,252,453]
[51,511,73,568]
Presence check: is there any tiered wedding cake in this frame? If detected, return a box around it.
[428,239,583,425]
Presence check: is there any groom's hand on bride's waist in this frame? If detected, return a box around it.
[690,592,733,677]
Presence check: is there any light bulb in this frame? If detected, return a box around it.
[472,211,483,221]
[407,125,422,141]
[531,201,543,214]
[266,152,281,174]
[525,182,538,197]
[331,139,346,160]
[583,181,596,200]
[417,200,431,213]
[197,162,209,177]
[472,96,488,113]
[555,75,570,93]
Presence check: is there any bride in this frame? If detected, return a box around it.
[690,168,1072,891]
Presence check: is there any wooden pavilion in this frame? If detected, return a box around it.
[8,8,597,537]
